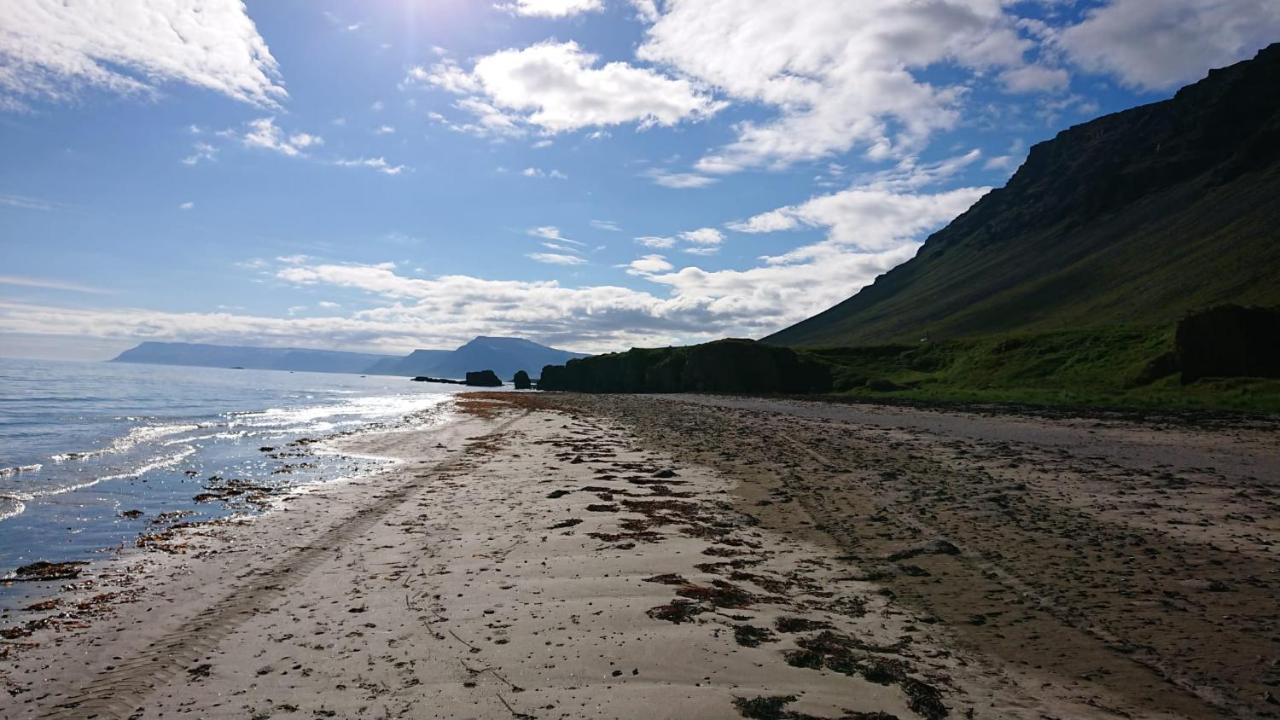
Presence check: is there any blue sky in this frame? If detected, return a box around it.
[2,0,1277,359]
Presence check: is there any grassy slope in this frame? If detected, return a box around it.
[767,44,1280,348]
[805,326,1280,414]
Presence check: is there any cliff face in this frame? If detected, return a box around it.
[767,43,1280,348]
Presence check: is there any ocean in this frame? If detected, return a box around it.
[0,358,460,599]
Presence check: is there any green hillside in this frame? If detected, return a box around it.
[766,44,1280,348]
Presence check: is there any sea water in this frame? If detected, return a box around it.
[0,358,460,596]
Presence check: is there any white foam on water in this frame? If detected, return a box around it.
[51,423,202,462]
[0,463,42,479]
[0,496,26,522]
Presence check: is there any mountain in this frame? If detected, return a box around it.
[767,43,1280,348]
[363,349,452,376]
[111,336,586,379]
[110,342,394,374]
[388,337,586,379]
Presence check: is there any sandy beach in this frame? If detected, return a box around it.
[2,393,1276,719]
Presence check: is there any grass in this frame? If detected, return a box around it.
[805,324,1280,414]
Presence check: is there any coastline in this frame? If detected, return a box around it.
[3,393,1273,719]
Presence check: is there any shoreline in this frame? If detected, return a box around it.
[3,392,1273,718]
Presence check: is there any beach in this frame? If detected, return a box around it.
[2,393,1276,719]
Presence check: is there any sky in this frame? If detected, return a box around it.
[1,0,1278,360]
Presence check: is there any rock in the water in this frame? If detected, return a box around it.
[513,370,532,390]
[464,369,503,387]
[11,560,88,582]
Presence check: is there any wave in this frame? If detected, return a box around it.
[0,463,42,478]
[0,447,199,517]
[93,446,197,484]
[0,496,25,522]
[50,423,202,463]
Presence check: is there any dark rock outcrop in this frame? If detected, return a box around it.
[465,370,503,387]
[537,339,831,394]
[1176,305,1280,383]
[513,370,532,389]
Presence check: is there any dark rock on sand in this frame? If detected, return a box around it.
[513,370,532,389]
[1176,305,1280,383]
[464,369,503,387]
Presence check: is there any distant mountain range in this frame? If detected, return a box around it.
[110,337,585,379]
[768,43,1280,348]
[363,337,586,379]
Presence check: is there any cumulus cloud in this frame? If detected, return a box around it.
[731,185,987,261]
[636,0,1034,172]
[679,228,724,246]
[1054,0,1280,90]
[999,64,1070,93]
[0,172,983,353]
[0,0,285,110]
[499,0,603,18]
[625,254,673,275]
[410,41,723,135]
[522,167,568,179]
[240,117,322,157]
[635,235,675,249]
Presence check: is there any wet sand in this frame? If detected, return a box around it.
[2,393,1275,719]
[543,393,1280,719]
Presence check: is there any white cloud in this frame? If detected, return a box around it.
[0,0,285,110]
[414,40,723,134]
[729,182,988,260]
[499,0,603,18]
[241,117,322,157]
[528,226,585,246]
[333,156,407,175]
[0,175,980,354]
[999,64,1070,93]
[591,219,622,232]
[646,170,717,189]
[625,254,673,275]
[178,201,194,210]
[636,0,1034,172]
[679,228,723,246]
[182,141,217,166]
[528,252,587,266]
[682,246,719,256]
[522,167,568,179]
[630,0,660,22]
[1055,0,1280,90]
[635,235,675,249]
[0,275,109,294]
[374,125,396,135]
[1049,0,1280,90]
[0,193,52,211]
